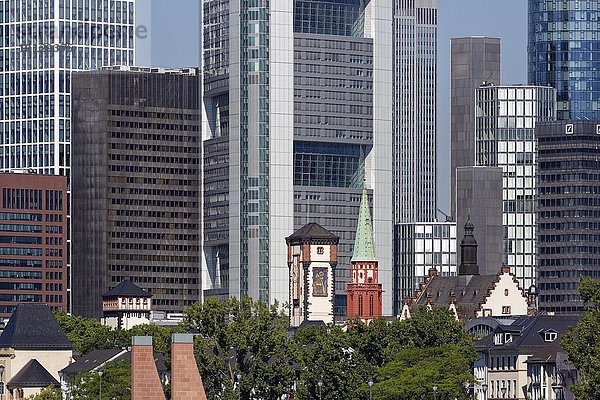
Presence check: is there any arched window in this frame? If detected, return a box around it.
[358,296,363,315]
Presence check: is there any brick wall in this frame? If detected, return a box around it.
[171,333,207,400]
[131,336,166,400]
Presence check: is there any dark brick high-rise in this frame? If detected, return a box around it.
[72,67,200,319]
[537,120,600,313]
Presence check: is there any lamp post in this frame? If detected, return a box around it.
[0,364,5,400]
[98,370,103,400]
[237,373,242,400]
[368,379,373,400]
[317,380,323,400]
[481,383,488,400]
[432,384,438,400]
[501,386,507,400]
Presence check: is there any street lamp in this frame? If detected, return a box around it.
[432,384,438,400]
[481,383,488,400]
[0,364,5,400]
[317,380,323,400]
[236,373,242,400]
[501,386,507,400]
[98,370,103,400]
[368,379,373,400]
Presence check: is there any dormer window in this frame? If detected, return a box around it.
[494,333,504,345]
[504,333,512,343]
[544,331,558,342]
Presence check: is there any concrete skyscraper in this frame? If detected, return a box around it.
[450,37,501,219]
[537,120,600,313]
[528,0,600,120]
[393,0,438,223]
[202,0,393,315]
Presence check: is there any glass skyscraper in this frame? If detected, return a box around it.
[202,0,394,315]
[475,85,556,290]
[393,0,437,223]
[528,0,600,120]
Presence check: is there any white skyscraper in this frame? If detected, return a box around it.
[202,0,394,315]
[393,0,438,223]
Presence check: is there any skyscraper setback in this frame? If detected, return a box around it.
[202,0,394,315]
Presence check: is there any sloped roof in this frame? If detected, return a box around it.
[286,223,339,242]
[7,359,59,389]
[0,304,73,350]
[102,280,151,298]
[351,184,377,262]
[476,315,581,352]
[413,274,501,319]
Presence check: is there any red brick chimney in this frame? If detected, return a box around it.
[131,336,166,400]
[171,333,207,400]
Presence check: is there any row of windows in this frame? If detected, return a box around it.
[0,293,41,302]
[108,253,198,263]
[0,223,41,232]
[539,185,600,194]
[539,172,600,182]
[110,242,198,252]
[0,247,41,256]
[540,197,600,207]
[0,235,41,244]
[0,212,41,221]
[540,258,600,266]
[540,269,600,279]
[540,222,600,230]
[0,258,41,268]
[0,281,41,290]
[539,209,600,218]
[0,270,41,279]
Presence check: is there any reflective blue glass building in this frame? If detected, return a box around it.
[528,0,600,120]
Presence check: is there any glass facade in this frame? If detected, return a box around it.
[476,85,557,290]
[393,0,437,223]
[394,222,457,313]
[294,0,365,37]
[528,0,600,120]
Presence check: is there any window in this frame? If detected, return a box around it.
[317,247,324,255]
[502,306,511,314]
[544,331,558,342]
[504,288,509,296]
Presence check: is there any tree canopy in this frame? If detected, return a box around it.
[562,277,600,400]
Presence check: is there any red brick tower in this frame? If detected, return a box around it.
[346,185,383,322]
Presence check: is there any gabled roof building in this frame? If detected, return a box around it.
[0,304,73,399]
[101,280,152,330]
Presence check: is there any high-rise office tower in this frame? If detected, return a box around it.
[71,67,200,319]
[475,85,556,290]
[202,0,393,315]
[0,0,137,312]
[450,37,501,219]
[528,0,600,120]
[393,0,438,223]
[537,120,600,313]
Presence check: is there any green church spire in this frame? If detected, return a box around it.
[351,183,377,262]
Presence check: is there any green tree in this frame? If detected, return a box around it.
[562,277,600,400]
[54,311,117,354]
[26,386,60,400]
[182,297,297,400]
[67,359,132,400]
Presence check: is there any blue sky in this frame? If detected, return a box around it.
[148,0,528,216]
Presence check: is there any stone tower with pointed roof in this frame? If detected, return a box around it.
[459,215,480,275]
[286,223,339,327]
[346,185,383,322]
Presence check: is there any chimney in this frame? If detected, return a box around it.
[131,336,166,400]
[458,215,480,275]
[171,333,208,400]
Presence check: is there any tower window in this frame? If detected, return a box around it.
[317,247,324,255]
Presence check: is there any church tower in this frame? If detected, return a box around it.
[346,185,383,322]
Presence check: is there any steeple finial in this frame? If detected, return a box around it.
[458,214,479,275]
[351,183,377,262]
